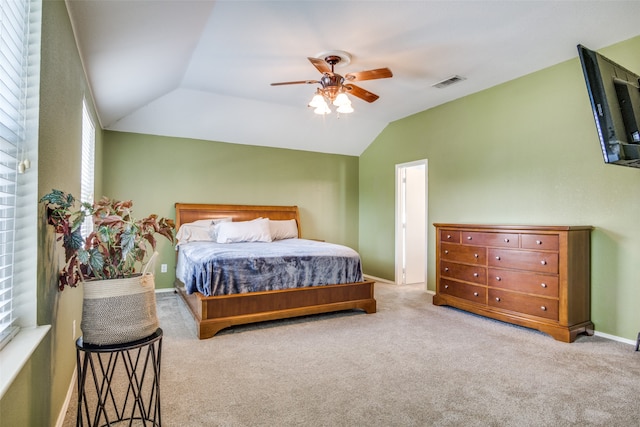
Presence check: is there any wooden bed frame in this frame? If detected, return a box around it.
[174,203,376,339]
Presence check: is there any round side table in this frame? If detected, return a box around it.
[75,328,163,427]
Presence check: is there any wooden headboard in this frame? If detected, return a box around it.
[174,203,302,237]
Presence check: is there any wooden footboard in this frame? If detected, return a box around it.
[175,279,377,339]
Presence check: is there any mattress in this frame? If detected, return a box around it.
[176,238,364,297]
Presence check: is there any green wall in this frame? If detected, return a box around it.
[359,36,640,341]
[102,132,360,288]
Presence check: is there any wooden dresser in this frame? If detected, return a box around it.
[433,224,593,343]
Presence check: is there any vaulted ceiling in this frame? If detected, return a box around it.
[66,1,640,156]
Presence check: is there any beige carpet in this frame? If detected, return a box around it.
[64,282,640,426]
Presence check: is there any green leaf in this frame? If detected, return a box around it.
[88,249,104,276]
[63,229,84,251]
[39,189,69,206]
[120,228,136,259]
[97,226,112,244]
[76,248,90,265]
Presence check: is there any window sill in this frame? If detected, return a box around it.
[0,325,50,399]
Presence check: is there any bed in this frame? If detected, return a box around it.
[173,203,376,339]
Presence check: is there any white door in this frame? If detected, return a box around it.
[396,160,427,285]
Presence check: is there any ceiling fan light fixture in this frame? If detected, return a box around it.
[313,102,331,115]
[308,93,325,108]
[272,51,391,116]
[333,92,351,107]
[336,103,354,114]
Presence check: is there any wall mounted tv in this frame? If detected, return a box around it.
[578,44,640,168]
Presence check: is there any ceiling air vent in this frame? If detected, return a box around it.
[432,75,466,89]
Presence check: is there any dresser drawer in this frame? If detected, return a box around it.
[521,234,559,251]
[488,289,558,321]
[488,248,558,274]
[441,243,486,264]
[461,231,519,248]
[440,230,461,243]
[488,268,558,297]
[441,261,486,285]
[440,278,486,303]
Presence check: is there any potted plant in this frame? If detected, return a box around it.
[41,189,176,345]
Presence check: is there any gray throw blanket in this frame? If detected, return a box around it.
[176,238,364,297]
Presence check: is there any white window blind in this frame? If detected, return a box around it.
[80,99,95,237]
[0,0,30,350]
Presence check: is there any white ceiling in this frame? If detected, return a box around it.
[65,0,640,156]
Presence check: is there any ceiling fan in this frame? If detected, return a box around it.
[270,51,392,114]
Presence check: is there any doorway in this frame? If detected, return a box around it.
[395,160,427,285]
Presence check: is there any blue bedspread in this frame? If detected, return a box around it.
[176,238,364,297]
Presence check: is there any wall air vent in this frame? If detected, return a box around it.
[432,75,466,89]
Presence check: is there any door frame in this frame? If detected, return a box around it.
[395,159,428,285]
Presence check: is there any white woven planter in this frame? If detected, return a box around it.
[81,273,159,346]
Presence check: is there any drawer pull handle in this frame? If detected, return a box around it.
[447,234,451,239]
[474,253,479,258]
[536,240,542,245]
[467,236,472,240]
[444,250,449,254]
[473,292,479,297]
[541,306,547,311]
[444,267,449,272]
[541,283,547,288]
[473,273,479,277]
[444,285,449,289]
[541,260,547,265]
[495,297,501,302]
[495,256,501,260]
[504,238,509,243]
[496,276,501,281]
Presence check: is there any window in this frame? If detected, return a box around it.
[0,0,31,351]
[81,99,95,237]
[0,0,46,399]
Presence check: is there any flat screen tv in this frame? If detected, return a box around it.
[578,44,640,168]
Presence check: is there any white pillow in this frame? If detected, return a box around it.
[176,217,232,245]
[215,218,272,243]
[208,217,233,241]
[189,219,216,227]
[176,224,214,245]
[269,219,298,240]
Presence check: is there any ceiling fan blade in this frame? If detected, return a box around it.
[344,84,379,103]
[271,80,319,86]
[345,67,393,82]
[308,57,331,74]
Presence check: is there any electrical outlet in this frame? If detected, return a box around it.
[161,264,167,273]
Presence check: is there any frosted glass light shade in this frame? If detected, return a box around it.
[308,94,326,108]
[333,93,351,107]
[336,103,354,114]
[314,102,331,115]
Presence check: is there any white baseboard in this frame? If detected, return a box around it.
[364,274,435,294]
[363,274,396,285]
[155,287,175,294]
[594,330,637,347]
[55,368,76,427]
